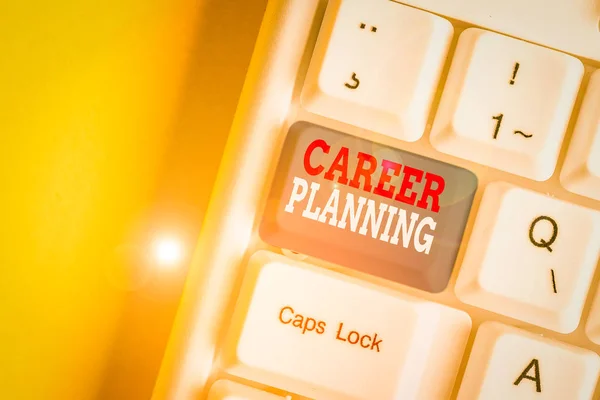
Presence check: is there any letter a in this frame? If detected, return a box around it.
[513,358,541,393]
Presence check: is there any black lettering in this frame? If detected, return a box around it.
[514,130,533,138]
[514,358,541,393]
[509,62,520,85]
[344,72,360,90]
[529,215,558,252]
[492,113,503,139]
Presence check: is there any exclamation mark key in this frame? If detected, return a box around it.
[430,29,583,181]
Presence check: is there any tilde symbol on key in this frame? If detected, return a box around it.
[528,215,558,252]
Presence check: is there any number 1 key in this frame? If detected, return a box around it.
[431,28,583,181]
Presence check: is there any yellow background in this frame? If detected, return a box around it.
[0,0,266,398]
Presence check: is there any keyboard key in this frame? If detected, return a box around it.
[398,0,600,62]
[430,28,583,181]
[260,122,477,292]
[301,0,452,142]
[455,182,600,333]
[207,380,286,400]
[585,287,600,345]
[221,251,472,400]
[457,322,600,400]
[560,69,600,201]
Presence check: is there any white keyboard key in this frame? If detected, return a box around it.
[301,0,452,142]
[221,251,471,400]
[431,28,583,181]
[398,0,600,62]
[207,380,286,400]
[561,69,600,201]
[455,182,600,333]
[457,322,600,400]
[585,287,600,345]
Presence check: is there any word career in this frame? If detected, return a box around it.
[283,138,446,255]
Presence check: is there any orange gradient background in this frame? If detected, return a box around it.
[0,0,267,398]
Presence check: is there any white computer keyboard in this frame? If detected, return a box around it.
[153,0,600,399]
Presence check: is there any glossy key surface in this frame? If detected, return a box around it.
[260,122,477,292]
[455,182,600,333]
[457,322,600,400]
[561,68,600,201]
[430,28,583,181]
[221,251,471,399]
[302,0,453,142]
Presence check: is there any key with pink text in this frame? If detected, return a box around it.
[260,122,477,292]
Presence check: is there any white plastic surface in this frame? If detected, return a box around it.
[223,251,471,400]
[397,0,600,62]
[457,322,600,400]
[431,28,583,181]
[586,286,600,345]
[455,182,600,333]
[561,69,600,201]
[302,0,453,142]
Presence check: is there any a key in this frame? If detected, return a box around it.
[455,182,600,333]
[220,251,471,400]
[457,322,600,400]
[260,122,477,293]
[430,28,583,181]
[560,69,600,201]
[207,380,287,400]
[301,0,452,142]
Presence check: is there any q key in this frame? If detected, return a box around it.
[455,182,600,334]
[528,215,558,252]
